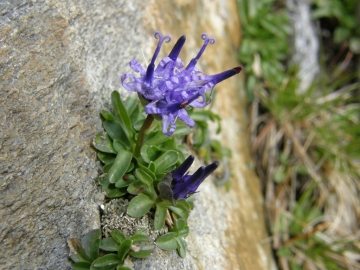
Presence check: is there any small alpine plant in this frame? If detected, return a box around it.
[121,31,242,135]
[82,31,242,266]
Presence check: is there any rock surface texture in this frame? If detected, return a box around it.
[0,0,276,269]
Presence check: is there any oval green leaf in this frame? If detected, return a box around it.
[108,151,133,184]
[154,205,167,230]
[72,261,92,270]
[89,238,100,261]
[128,245,155,258]
[135,168,153,187]
[127,194,154,218]
[140,145,151,163]
[100,237,119,252]
[127,180,146,195]
[103,186,128,199]
[93,133,116,154]
[100,110,115,121]
[103,120,129,144]
[154,150,179,174]
[111,91,133,138]
[129,234,150,243]
[115,174,134,188]
[113,139,129,152]
[110,230,126,245]
[118,239,132,262]
[176,237,187,258]
[156,232,178,251]
[97,152,116,165]
[93,254,121,267]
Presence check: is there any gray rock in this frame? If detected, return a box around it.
[0,0,276,269]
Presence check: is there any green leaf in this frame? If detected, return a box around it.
[178,225,189,237]
[118,239,132,262]
[126,163,134,172]
[135,160,156,180]
[156,232,178,250]
[174,218,186,232]
[168,203,190,221]
[72,261,92,270]
[97,152,116,165]
[103,163,113,173]
[129,234,150,243]
[110,230,126,245]
[140,145,151,163]
[108,151,133,184]
[111,91,133,138]
[102,185,128,198]
[147,145,164,161]
[172,124,192,136]
[89,238,100,261]
[124,96,138,114]
[100,237,119,252]
[135,168,154,187]
[127,180,146,195]
[70,253,82,263]
[93,254,121,267]
[113,140,129,152]
[115,174,134,188]
[93,133,116,154]
[144,131,169,146]
[133,119,144,131]
[103,121,130,146]
[127,194,154,217]
[154,205,167,230]
[81,230,101,259]
[117,267,132,270]
[154,150,179,174]
[176,237,187,258]
[148,162,156,173]
[100,110,115,121]
[68,238,91,262]
[128,245,155,258]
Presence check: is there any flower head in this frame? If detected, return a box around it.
[121,32,242,135]
[169,155,218,200]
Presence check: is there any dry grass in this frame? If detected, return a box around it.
[250,81,360,269]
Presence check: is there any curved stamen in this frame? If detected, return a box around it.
[185,33,216,70]
[169,35,186,61]
[144,32,171,84]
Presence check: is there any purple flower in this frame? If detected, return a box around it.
[121,32,242,135]
[171,155,218,200]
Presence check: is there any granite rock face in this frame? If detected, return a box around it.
[0,0,275,269]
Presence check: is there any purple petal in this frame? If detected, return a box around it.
[129,59,146,75]
[177,109,195,128]
[162,114,176,136]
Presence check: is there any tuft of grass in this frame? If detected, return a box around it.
[238,0,360,269]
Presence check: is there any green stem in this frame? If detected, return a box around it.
[134,114,154,157]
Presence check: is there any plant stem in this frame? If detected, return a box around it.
[134,114,154,157]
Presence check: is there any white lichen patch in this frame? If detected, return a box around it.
[101,198,168,240]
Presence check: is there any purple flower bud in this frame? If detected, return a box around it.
[169,156,219,200]
[168,35,186,61]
